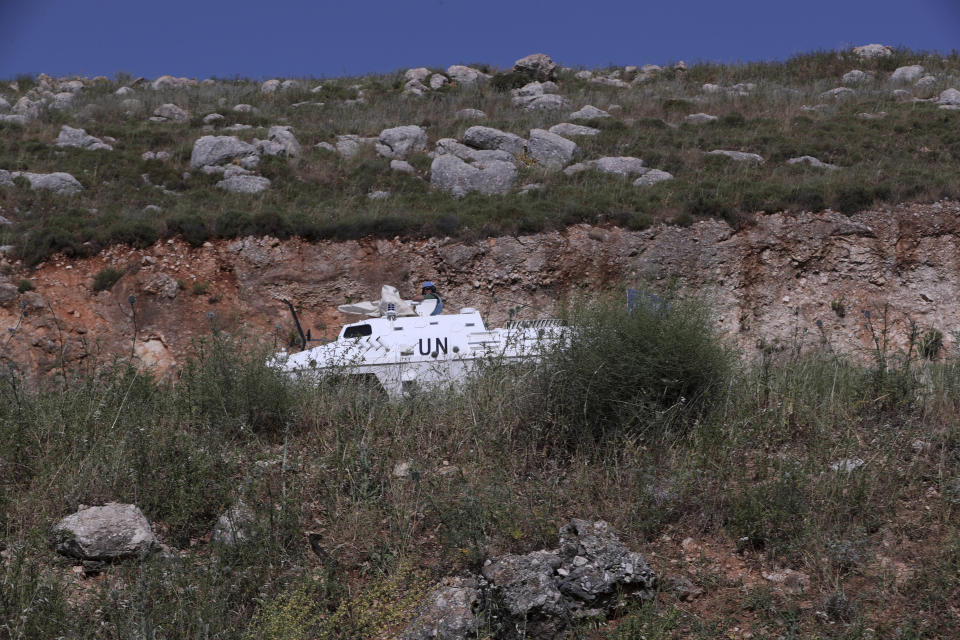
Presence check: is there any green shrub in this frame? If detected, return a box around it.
[16,279,33,293]
[92,267,125,292]
[539,289,732,443]
[166,213,209,247]
[489,71,530,92]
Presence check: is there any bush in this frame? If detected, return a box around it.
[16,279,33,293]
[539,289,732,443]
[92,267,125,292]
[166,213,209,247]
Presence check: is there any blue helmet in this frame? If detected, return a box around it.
[422,281,436,290]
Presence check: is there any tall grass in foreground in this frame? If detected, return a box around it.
[0,296,959,637]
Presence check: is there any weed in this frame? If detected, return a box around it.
[91,266,124,292]
[15,279,33,293]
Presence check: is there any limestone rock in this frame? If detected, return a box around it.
[853,44,892,59]
[0,115,28,126]
[447,65,489,85]
[564,156,646,177]
[403,79,428,97]
[232,103,257,113]
[548,123,599,137]
[455,108,486,120]
[190,135,258,169]
[202,113,224,124]
[315,141,336,152]
[376,125,428,159]
[266,125,301,158]
[936,88,960,106]
[211,502,256,546]
[513,53,558,81]
[49,92,75,111]
[390,159,415,173]
[0,170,14,188]
[142,273,179,298]
[153,103,189,123]
[889,65,924,83]
[404,68,431,83]
[53,503,158,560]
[569,105,610,121]
[429,74,448,89]
[633,169,674,186]
[0,96,9,112]
[430,153,517,197]
[787,155,839,170]
[527,129,578,169]
[842,70,869,84]
[12,97,42,120]
[335,134,378,158]
[708,149,764,164]
[217,175,271,194]
[55,125,112,150]
[151,75,194,90]
[260,79,281,94]
[463,126,526,155]
[702,83,722,94]
[820,87,855,99]
[399,577,480,640]
[685,113,718,124]
[15,171,83,195]
[114,86,135,96]
[522,94,568,111]
[368,190,390,200]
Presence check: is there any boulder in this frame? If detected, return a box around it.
[842,70,869,84]
[260,79,281,94]
[368,190,390,200]
[820,87,855,99]
[564,156,646,177]
[55,125,112,151]
[202,113,224,124]
[483,551,566,638]
[315,141,336,152]
[447,65,489,85]
[787,155,839,170]
[217,175,271,194]
[391,159,415,173]
[569,105,610,121]
[548,123,599,137]
[889,65,924,83]
[190,135,258,169]
[435,138,515,164]
[49,93,75,111]
[0,170,14,188]
[936,88,960,106]
[14,171,83,195]
[702,83,722,94]
[12,97,41,120]
[0,96,9,112]
[232,103,257,113]
[266,125,301,158]
[527,129,578,169]
[211,502,256,546]
[455,108,486,120]
[0,115,27,126]
[376,125,428,158]
[429,74,448,90]
[399,577,481,640]
[463,126,526,155]
[915,75,937,92]
[58,80,85,93]
[53,503,157,560]
[852,44,892,59]
[335,134,378,158]
[153,103,189,122]
[404,67,431,83]
[523,94,568,111]
[403,80,428,96]
[150,75,194,90]
[280,79,299,91]
[685,113,718,124]
[430,153,517,197]
[513,53,558,82]
[114,86,135,96]
[708,149,764,163]
[633,169,674,186]
[555,519,656,602]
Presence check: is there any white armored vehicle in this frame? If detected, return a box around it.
[275,285,564,397]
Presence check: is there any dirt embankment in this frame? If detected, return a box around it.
[3,201,960,374]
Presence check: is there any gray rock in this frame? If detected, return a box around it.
[260,79,281,94]
[53,503,157,560]
[57,80,84,93]
[483,551,566,639]
[556,519,656,602]
[518,183,544,194]
[142,273,179,298]
[820,87,856,99]
[513,53,558,81]
[522,94,568,111]
[937,88,960,106]
[685,113,718,124]
[55,125,112,151]
[787,155,839,170]
[434,138,515,164]
[0,283,18,305]
[447,65,488,85]
[376,125,427,158]
[49,92,75,111]
[335,134,377,158]
[564,156,646,177]
[399,577,480,640]
[202,113,224,124]
[217,175,271,194]
[590,76,630,88]
[315,141,336,152]
[430,153,517,197]
[190,135,258,169]
[280,79,299,91]
[889,65,924,83]
[852,44,892,59]
[232,103,257,113]
[114,86,135,96]
[266,125,301,158]
[708,149,764,164]
[390,159,415,173]
[633,169,674,186]
[0,96,9,112]
[915,75,937,91]
[151,75,194,90]
[0,170,14,188]
[455,108,486,120]
[892,89,912,99]
[548,123,599,137]
[0,114,28,126]
[404,67,431,83]
[429,74,448,89]
[12,97,41,120]
[223,123,254,131]
[15,171,83,195]
[575,70,594,80]
[211,502,256,546]
[830,458,865,473]
[368,190,390,200]
[120,98,142,112]
[527,129,578,169]
[842,70,869,84]
[153,103,189,123]
[463,126,526,155]
[569,105,610,121]
[223,165,253,178]
[702,83,723,94]
[403,79,428,96]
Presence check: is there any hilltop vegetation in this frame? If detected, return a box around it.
[0,47,959,267]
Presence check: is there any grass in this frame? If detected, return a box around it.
[0,291,958,637]
[1,48,959,264]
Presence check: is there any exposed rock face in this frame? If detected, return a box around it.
[527,129,578,169]
[375,125,427,158]
[190,136,258,168]
[513,53,558,82]
[12,97,42,120]
[55,125,113,150]
[430,74,448,89]
[463,126,526,155]
[53,503,158,560]
[821,87,856,99]
[522,94,568,111]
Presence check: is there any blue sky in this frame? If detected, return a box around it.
[0,0,957,80]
